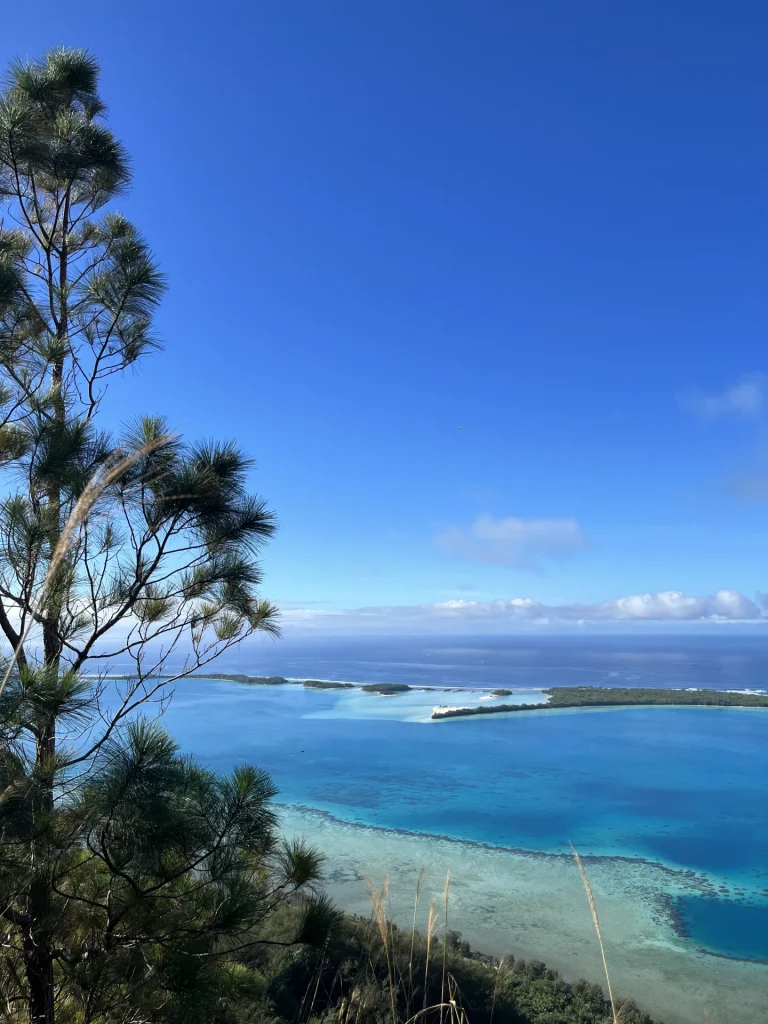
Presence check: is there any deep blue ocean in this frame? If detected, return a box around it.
[223,632,768,691]
[161,636,768,964]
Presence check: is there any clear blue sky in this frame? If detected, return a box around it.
[4,2,768,632]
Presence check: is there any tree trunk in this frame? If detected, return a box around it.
[24,907,55,1024]
[25,722,57,1023]
[21,202,70,1024]
[24,943,55,1024]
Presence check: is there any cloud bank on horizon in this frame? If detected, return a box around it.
[279,587,765,633]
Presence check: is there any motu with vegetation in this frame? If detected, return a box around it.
[201,672,291,684]
[361,682,411,694]
[303,679,354,689]
[433,686,768,719]
[197,674,355,688]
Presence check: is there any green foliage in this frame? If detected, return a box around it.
[303,680,354,689]
[0,45,280,678]
[201,674,292,685]
[0,690,338,1022]
[546,686,768,708]
[243,912,661,1024]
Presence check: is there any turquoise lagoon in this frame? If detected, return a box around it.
[162,675,768,1024]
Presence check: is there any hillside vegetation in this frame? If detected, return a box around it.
[249,905,661,1024]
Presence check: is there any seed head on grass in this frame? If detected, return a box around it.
[364,875,397,1024]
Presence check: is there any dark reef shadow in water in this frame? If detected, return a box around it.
[277,801,768,966]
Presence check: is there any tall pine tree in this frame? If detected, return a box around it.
[0,48,333,1024]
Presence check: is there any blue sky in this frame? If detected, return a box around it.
[3,2,768,632]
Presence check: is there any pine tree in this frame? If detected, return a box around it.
[0,48,333,1023]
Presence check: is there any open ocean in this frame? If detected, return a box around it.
[219,632,768,691]
[159,635,768,1024]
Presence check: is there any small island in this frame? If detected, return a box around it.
[361,683,411,694]
[200,673,291,685]
[490,688,514,697]
[432,685,768,719]
[303,680,355,689]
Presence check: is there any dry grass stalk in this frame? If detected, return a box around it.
[0,435,172,699]
[570,843,618,1024]
[402,1003,457,1024]
[408,867,426,1012]
[361,878,469,1024]
[305,938,328,1023]
[364,875,398,1024]
[440,871,451,1024]
[423,899,437,1011]
[403,976,465,1024]
[445,974,468,1024]
[385,876,401,998]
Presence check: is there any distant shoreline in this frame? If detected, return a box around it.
[431,685,768,718]
[85,674,768,718]
[192,673,550,696]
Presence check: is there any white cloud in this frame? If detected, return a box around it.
[279,588,763,633]
[435,515,591,568]
[587,589,759,620]
[678,373,767,420]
